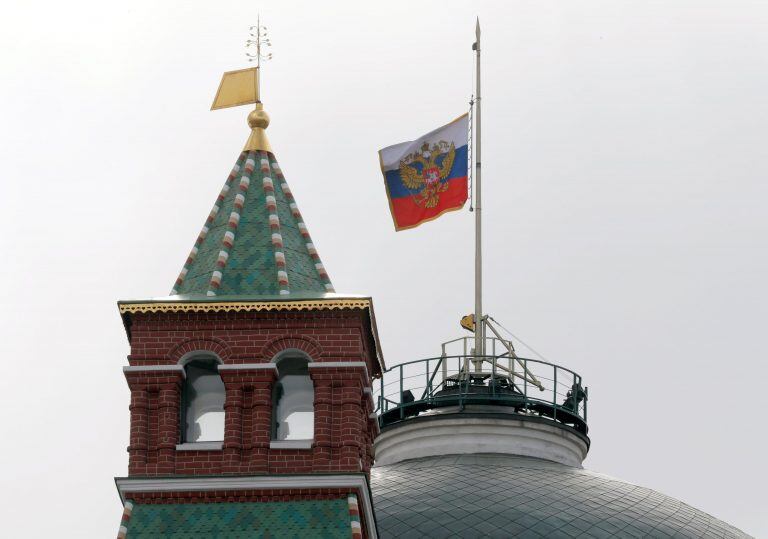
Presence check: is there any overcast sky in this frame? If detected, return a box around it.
[1,1,766,536]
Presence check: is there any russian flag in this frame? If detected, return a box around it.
[379,114,469,231]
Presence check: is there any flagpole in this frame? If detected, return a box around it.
[473,18,483,360]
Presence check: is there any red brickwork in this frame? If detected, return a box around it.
[310,366,376,473]
[122,308,380,478]
[126,310,378,368]
[124,370,185,475]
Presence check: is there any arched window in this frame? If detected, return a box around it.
[272,354,314,441]
[181,356,225,443]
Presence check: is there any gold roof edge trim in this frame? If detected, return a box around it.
[119,298,371,315]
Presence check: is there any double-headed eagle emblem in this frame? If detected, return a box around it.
[399,140,456,208]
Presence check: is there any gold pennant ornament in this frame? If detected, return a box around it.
[210,23,273,152]
[211,67,260,110]
[460,314,475,332]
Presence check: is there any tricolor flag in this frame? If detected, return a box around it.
[379,114,469,231]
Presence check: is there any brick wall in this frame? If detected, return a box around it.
[122,308,380,478]
[126,309,378,368]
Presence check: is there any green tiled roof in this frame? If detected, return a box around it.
[172,150,334,298]
[123,499,351,538]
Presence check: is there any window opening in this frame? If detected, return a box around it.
[182,359,225,442]
[273,356,314,440]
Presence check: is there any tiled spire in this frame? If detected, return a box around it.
[171,103,334,297]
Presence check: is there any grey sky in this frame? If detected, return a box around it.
[1,1,766,536]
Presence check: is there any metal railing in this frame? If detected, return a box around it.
[374,337,588,435]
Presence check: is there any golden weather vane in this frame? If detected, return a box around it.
[210,18,274,153]
[211,17,273,110]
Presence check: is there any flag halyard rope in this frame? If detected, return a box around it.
[468,94,475,212]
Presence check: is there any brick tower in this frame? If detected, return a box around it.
[114,69,383,538]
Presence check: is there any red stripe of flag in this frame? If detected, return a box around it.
[390,176,467,230]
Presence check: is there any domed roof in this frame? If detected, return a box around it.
[370,453,750,539]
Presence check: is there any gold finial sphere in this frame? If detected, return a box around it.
[248,102,270,129]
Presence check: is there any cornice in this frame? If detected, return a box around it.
[118,298,371,314]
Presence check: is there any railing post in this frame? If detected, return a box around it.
[460,357,467,411]
[491,353,496,397]
[553,365,558,422]
[426,359,431,401]
[441,354,447,388]
[399,364,404,420]
[571,372,576,411]
[523,358,528,413]
[463,338,468,381]
[584,386,588,422]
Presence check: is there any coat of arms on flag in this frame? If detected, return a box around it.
[379,114,469,230]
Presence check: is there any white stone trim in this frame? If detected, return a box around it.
[308,361,369,381]
[115,474,377,538]
[175,442,223,451]
[269,440,313,450]
[218,363,278,374]
[123,365,186,378]
[374,414,589,468]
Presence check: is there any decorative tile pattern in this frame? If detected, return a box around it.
[370,454,752,539]
[121,499,351,538]
[349,494,362,539]
[172,156,245,295]
[259,153,289,295]
[116,500,133,539]
[271,155,335,293]
[171,150,333,297]
[205,153,257,297]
